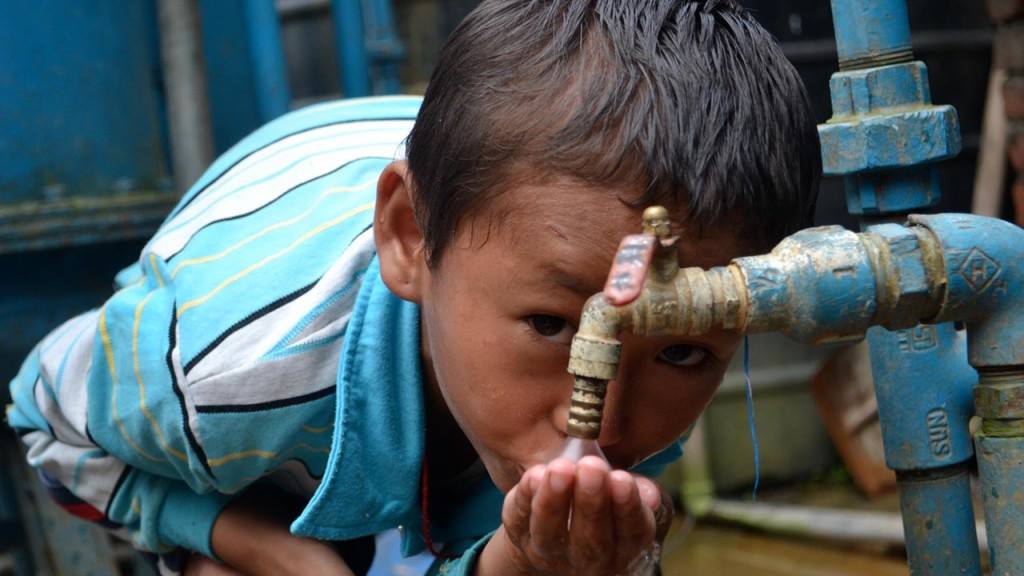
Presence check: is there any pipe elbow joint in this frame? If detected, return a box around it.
[908,214,1024,367]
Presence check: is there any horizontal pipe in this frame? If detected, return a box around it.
[701,499,988,553]
[568,212,1024,432]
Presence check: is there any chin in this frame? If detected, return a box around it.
[478,455,524,493]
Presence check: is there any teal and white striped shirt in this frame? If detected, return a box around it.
[6,96,507,570]
[7,95,681,575]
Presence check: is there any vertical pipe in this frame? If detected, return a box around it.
[976,435,1024,576]
[829,0,914,70]
[332,0,371,98]
[974,369,1024,575]
[158,0,214,193]
[862,324,981,576]
[243,0,291,122]
[826,0,983,573]
[898,467,983,575]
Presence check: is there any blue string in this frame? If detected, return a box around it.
[743,335,760,500]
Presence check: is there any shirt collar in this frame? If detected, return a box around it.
[291,257,502,553]
[292,257,426,541]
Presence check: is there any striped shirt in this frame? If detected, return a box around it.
[6,96,456,566]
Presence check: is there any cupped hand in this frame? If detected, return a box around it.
[478,456,672,576]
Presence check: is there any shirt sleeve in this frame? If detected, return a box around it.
[6,99,417,559]
[6,262,233,557]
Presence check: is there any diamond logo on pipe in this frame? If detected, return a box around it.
[958,248,1001,293]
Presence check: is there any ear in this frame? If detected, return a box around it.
[374,161,428,303]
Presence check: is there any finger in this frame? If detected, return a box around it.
[568,456,614,568]
[529,458,575,561]
[503,466,544,550]
[635,475,674,542]
[635,476,661,511]
[609,470,656,569]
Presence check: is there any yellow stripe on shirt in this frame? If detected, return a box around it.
[132,292,188,462]
[176,202,374,319]
[206,442,331,468]
[99,304,163,463]
[169,181,375,280]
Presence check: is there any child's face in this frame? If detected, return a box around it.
[409,175,748,492]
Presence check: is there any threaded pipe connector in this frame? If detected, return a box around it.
[977,369,1024,437]
[568,376,609,439]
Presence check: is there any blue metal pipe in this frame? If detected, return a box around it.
[739,213,1024,575]
[242,0,291,122]
[866,324,976,470]
[829,0,913,70]
[913,213,1024,574]
[822,2,981,573]
[569,211,1024,574]
[332,0,371,98]
[861,275,980,576]
[898,467,982,575]
[976,435,1024,575]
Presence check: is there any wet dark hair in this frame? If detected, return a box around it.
[406,0,821,265]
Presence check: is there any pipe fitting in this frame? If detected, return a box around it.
[907,214,1024,367]
[976,370,1024,434]
[859,222,944,329]
[736,225,879,345]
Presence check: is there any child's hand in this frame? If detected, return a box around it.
[478,456,672,576]
[207,491,356,576]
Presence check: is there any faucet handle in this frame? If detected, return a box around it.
[603,234,656,306]
[603,206,674,306]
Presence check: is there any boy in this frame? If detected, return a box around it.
[6,0,820,574]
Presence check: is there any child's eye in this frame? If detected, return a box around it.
[527,315,574,344]
[657,344,708,367]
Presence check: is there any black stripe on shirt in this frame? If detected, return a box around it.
[164,155,390,263]
[167,305,216,481]
[195,385,335,414]
[288,456,325,482]
[103,465,131,520]
[182,280,319,376]
[168,117,413,220]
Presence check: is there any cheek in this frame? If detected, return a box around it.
[424,300,571,450]
[624,365,725,452]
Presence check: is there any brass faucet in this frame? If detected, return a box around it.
[566,206,746,438]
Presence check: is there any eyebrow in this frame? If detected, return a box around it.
[540,264,604,298]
